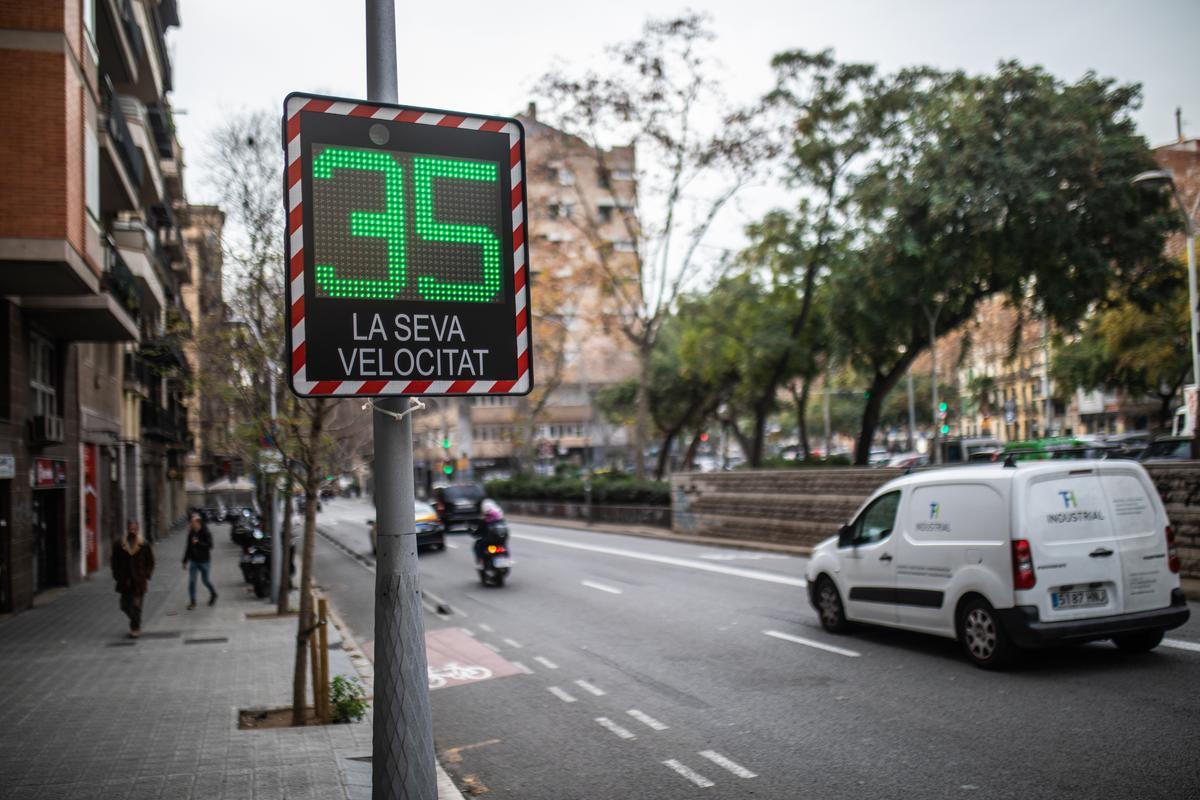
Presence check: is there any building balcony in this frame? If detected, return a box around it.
[97,0,144,86]
[128,0,175,104]
[141,398,190,446]
[100,77,143,216]
[115,94,164,208]
[112,218,166,316]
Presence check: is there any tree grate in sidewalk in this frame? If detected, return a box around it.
[183,637,229,645]
[138,631,181,639]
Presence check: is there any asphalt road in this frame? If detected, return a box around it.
[309,496,1200,800]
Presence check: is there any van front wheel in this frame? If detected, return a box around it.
[815,577,849,634]
[1112,629,1164,653]
[957,598,1017,669]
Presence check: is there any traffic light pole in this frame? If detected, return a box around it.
[366,1,437,797]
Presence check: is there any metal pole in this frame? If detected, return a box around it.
[906,366,916,452]
[823,377,832,459]
[1040,316,1051,438]
[367,1,437,797]
[928,306,941,465]
[269,368,282,605]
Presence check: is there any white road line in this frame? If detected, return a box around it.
[1163,638,1200,653]
[581,580,623,595]
[483,642,501,652]
[503,637,523,649]
[661,759,714,788]
[626,709,668,730]
[533,656,559,670]
[478,623,494,633]
[511,661,533,674]
[445,542,460,549]
[573,679,606,696]
[698,750,757,779]
[595,717,636,740]
[700,553,788,561]
[514,532,807,587]
[763,629,861,658]
[547,686,577,703]
[461,628,476,638]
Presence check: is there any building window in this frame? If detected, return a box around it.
[597,206,613,223]
[597,168,611,189]
[30,334,58,417]
[613,240,636,253]
[558,168,575,187]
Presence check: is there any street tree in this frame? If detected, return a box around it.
[1052,276,1191,429]
[534,12,757,477]
[831,61,1173,463]
[202,110,370,726]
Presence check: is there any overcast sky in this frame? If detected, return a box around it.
[173,0,1200,246]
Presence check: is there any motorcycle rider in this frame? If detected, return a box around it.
[473,501,509,563]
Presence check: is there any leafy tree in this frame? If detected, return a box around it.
[1052,276,1190,429]
[534,13,758,477]
[830,60,1173,463]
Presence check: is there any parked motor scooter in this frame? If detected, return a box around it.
[472,500,512,587]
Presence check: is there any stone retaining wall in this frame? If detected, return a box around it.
[670,464,1200,578]
[499,500,671,529]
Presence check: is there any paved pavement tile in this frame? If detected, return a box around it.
[0,526,366,800]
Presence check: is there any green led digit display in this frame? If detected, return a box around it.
[413,157,501,302]
[312,145,503,303]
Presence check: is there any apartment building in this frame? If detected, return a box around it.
[0,0,192,612]
[411,104,639,484]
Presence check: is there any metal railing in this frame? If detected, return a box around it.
[102,77,144,188]
[101,244,142,324]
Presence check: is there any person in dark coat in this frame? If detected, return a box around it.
[112,520,155,638]
[182,512,217,610]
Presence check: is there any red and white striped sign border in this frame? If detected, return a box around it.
[284,94,530,397]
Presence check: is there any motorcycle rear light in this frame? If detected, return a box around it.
[486,545,506,554]
[1166,526,1180,574]
[1012,538,1036,590]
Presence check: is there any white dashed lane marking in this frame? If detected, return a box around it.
[533,656,559,670]
[511,661,533,674]
[626,709,668,731]
[573,679,606,696]
[514,532,807,587]
[662,759,714,788]
[763,629,861,658]
[581,580,623,595]
[547,686,576,703]
[482,642,501,652]
[503,637,523,649]
[478,623,494,633]
[1163,638,1200,653]
[595,717,636,740]
[699,750,757,779]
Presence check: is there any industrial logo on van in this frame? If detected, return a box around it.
[1046,490,1104,524]
[916,502,950,533]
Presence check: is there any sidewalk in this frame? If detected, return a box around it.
[0,527,371,800]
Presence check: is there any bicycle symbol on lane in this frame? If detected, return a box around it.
[428,662,493,689]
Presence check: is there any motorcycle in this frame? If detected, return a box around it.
[238,528,295,599]
[473,501,512,587]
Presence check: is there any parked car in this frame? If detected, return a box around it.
[1140,436,1192,462]
[806,459,1188,668]
[369,500,446,554]
[432,483,487,532]
[939,437,1002,463]
[887,452,928,468]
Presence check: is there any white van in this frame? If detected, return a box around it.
[805,460,1189,668]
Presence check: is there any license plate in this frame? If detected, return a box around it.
[491,557,511,568]
[1051,588,1108,609]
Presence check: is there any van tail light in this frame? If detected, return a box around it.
[1012,539,1036,590]
[1166,526,1181,574]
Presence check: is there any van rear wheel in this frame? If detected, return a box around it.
[957,598,1017,670]
[1112,629,1164,653]
[815,577,849,634]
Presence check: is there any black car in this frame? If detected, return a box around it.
[432,483,486,532]
[1141,436,1193,462]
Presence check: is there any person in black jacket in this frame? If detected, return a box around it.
[182,512,217,610]
[112,520,154,637]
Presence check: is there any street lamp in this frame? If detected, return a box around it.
[1132,169,1199,456]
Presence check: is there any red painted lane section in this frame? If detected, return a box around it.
[424,628,522,690]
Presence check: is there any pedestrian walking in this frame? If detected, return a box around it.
[182,512,217,610]
[111,520,154,638]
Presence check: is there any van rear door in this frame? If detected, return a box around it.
[1097,466,1174,613]
[1022,469,1123,622]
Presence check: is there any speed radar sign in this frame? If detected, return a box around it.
[283,92,532,397]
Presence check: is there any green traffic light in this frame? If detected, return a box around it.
[940,424,950,435]
[441,438,451,449]
[442,464,454,475]
[938,402,948,413]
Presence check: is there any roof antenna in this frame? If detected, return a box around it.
[1003,453,1017,469]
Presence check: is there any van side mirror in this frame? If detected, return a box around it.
[837,524,853,548]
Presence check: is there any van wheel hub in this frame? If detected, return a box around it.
[964,608,997,659]
[818,584,840,626]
